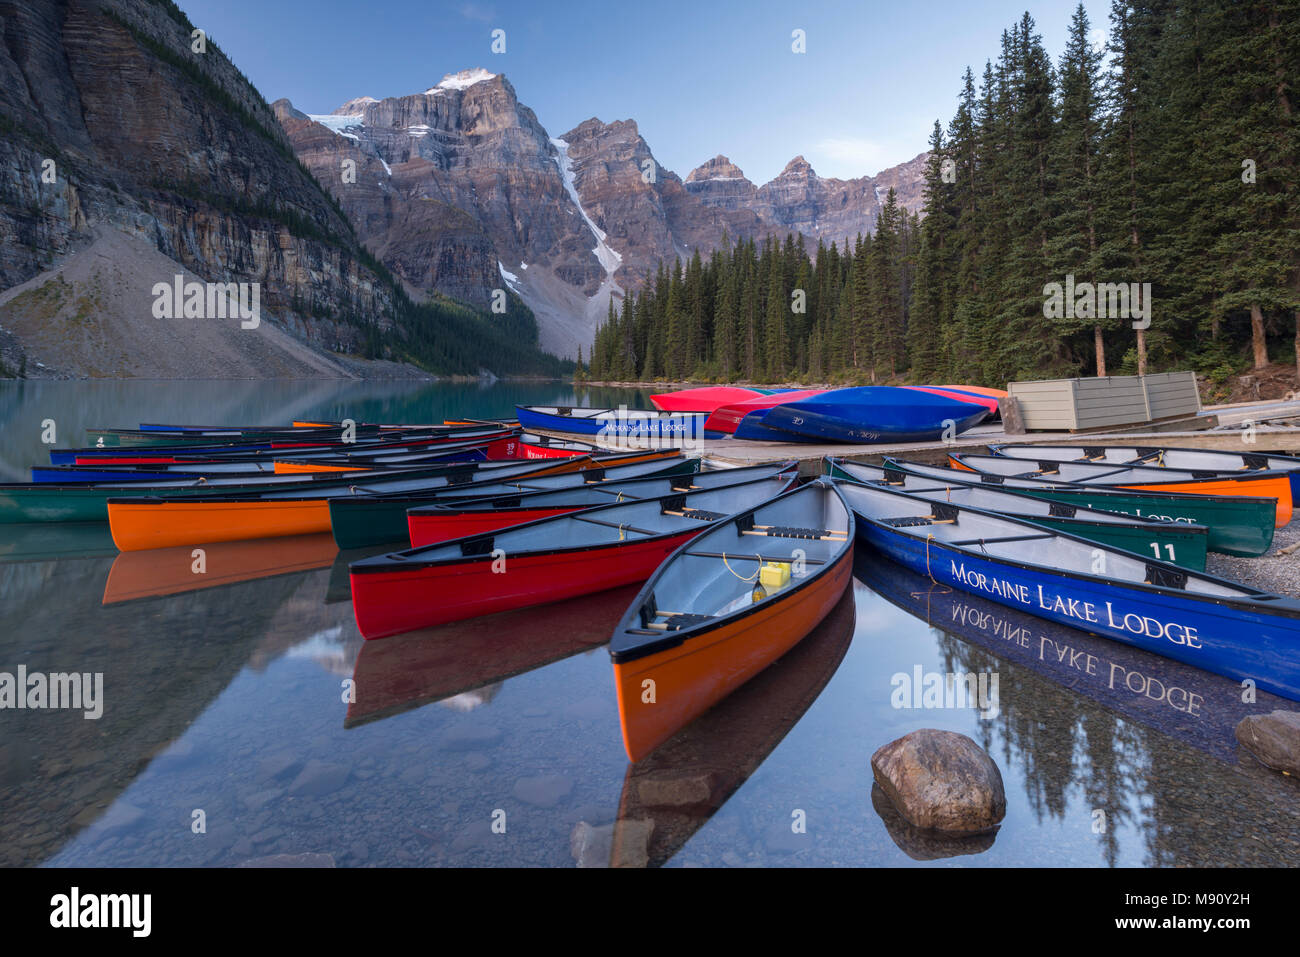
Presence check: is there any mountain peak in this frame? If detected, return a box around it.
[427,68,499,94]
[779,155,816,178]
[686,155,749,183]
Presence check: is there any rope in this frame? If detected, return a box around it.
[618,524,626,541]
[721,552,760,582]
[922,534,952,594]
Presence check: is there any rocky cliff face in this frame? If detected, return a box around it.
[0,0,400,374]
[688,152,930,251]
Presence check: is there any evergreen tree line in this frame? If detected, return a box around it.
[587,2,1299,387]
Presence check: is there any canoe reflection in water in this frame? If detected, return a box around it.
[102,533,339,604]
[345,585,642,728]
[854,550,1291,765]
[604,588,855,868]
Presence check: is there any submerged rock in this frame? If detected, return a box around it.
[1236,710,1300,775]
[871,729,1006,834]
[870,784,997,860]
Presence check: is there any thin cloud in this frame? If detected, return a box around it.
[460,3,495,22]
[810,136,889,178]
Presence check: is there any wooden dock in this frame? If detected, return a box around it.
[539,398,1300,477]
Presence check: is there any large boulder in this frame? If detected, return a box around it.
[1235,710,1300,775]
[871,729,1006,834]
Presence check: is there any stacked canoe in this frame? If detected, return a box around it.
[521,383,1006,444]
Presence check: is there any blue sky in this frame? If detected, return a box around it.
[184,0,1112,183]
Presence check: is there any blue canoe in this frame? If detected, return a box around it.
[761,387,990,443]
[515,406,725,440]
[732,409,824,443]
[836,478,1300,701]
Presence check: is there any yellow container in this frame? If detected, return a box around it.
[759,561,791,591]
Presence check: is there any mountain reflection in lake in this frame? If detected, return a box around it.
[2,380,1298,867]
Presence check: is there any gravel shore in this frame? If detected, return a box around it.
[1207,520,1300,598]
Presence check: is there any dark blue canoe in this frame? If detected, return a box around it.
[836,478,1300,701]
[761,387,990,443]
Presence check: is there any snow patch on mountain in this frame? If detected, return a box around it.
[551,137,623,281]
[308,114,362,140]
[429,68,498,94]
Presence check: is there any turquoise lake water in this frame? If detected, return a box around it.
[1,379,1297,867]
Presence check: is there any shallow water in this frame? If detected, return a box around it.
[1,379,1297,867]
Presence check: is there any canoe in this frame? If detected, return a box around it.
[344,584,642,728]
[38,435,509,483]
[903,385,999,415]
[938,385,1009,400]
[407,461,798,547]
[515,405,724,440]
[949,452,1293,527]
[762,387,991,443]
[1,456,583,525]
[837,478,1300,701]
[349,472,798,640]
[609,479,854,761]
[732,408,827,443]
[891,459,1277,557]
[104,458,602,551]
[328,453,696,549]
[990,443,1300,501]
[703,389,827,434]
[102,533,338,604]
[650,386,765,413]
[826,457,1209,571]
[611,586,854,866]
[84,425,389,448]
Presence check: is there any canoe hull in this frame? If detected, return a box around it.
[766,388,989,443]
[856,521,1300,702]
[351,532,703,639]
[406,506,584,547]
[516,406,722,440]
[613,547,853,762]
[108,499,332,551]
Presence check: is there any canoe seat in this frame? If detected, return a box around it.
[751,525,840,540]
[882,516,938,527]
[653,612,716,631]
[679,507,726,521]
[1145,563,1188,590]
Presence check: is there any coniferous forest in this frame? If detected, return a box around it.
[585,2,1299,389]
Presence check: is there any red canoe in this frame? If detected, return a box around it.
[902,386,1000,415]
[650,386,764,413]
[406,461,797,547]
[349,473,797,639]
[703,389,828,434]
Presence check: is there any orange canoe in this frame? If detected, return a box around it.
[109,498,333,552]
[609,480,854,761]
[948,452,1293,527]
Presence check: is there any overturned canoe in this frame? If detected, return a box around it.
[838,478,1300,702]
[890,458,1276,557]
[609,479,854,761]
[826,457,1209,571]
[762,387,990,443]
[349,472,798,640]
[949,452,1293,527]
[650,386,766,413]
[703,389,827,434]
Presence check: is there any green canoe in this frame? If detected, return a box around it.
[328,456,701,549]
[885,458,1275,557]
[825,458,1209,571]
[0,459,588,525]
